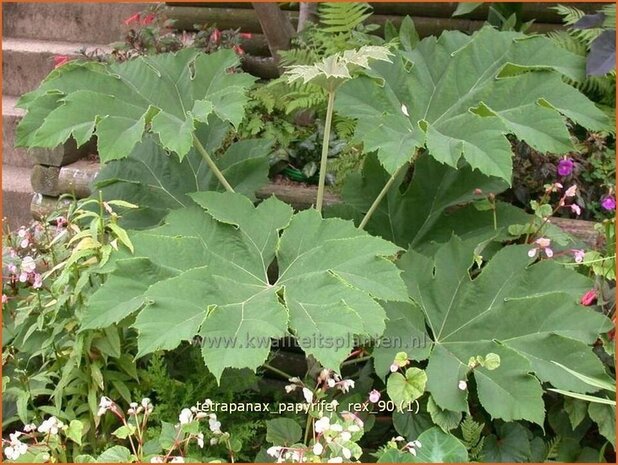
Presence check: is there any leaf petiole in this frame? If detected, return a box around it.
[192,134,235,193]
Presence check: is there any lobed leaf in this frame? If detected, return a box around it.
[16,49,256,162]
[84,193,407,381]
[336,27,607,181]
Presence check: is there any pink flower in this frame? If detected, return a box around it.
[2,294,8,304]
[123,13,140,26]
[557,158,575,177]
[580,290,597,306]
[570,204,581,216]
[211,28,221,43]
[141,13,155,25]
[572,249,585,263]
[53,55,70,68]
[239,32,253,39]
[535,237,551,248]
[601,196,616,211]
[32,274,43,289]
[233,45,245,55]
[564,184,577,198]
[529,238,553,259]
[368,389,380,403]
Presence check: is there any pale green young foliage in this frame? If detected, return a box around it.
[376,237,612,426]
[335,27,608,181]
[81,193,408,381]
[285,45,393,91]
[16,49,256,162]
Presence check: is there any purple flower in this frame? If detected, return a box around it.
[601,196,616,211]
[572,249,585,263]
[557,158,575,177]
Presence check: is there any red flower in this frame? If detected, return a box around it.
[211,28,221,43]
[141,14,155,26]
[53,55,70,68]
[580,289,597,306]
[123,13,140,26]
[233,45,245,55]
[239,32,253,39]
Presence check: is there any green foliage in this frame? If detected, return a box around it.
[2,198,141,457]
[379,236,612,426]
[328,153,528,250]
[336,27,607,181]
[318,2,373,34]
[82,192,407,380]
[95,135,271,229]
[16,49,255,163]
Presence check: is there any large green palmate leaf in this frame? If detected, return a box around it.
[335,27,608,181]
[82,192,408,380]
[327,153,528,250]
[95,132,271,229]
[16,48,256,162]
[375,237,612,426]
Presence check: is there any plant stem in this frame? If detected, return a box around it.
[359,164,406,230]
[303,410,313,445]
[341,355,372,367]
[262,363,293,380]
[192,134,235,193]
[316,90,336,213]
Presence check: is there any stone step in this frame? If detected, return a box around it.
[3,96,34,168]
[2,165,35,231]
[3,37,110,97]
[3,2,152,45]
[3,95,97,168]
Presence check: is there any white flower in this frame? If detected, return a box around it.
[328,457,343,463]
[178,408,193,425]
[170,457,185,463]
[208,417,222,433]
[288,377,301,383]
[37,416,63,435]
[393,436,405,442]
[285,384,297,393]
[203,399,213,408]
[401,103,410,117]
[195,412,208,419]
[368,389,381,403]
[196,433,205,448]
[458,380,467,390]
[314,416,331,433]
[413,440,422,448]
[267,446,283,458]
[22,423,37,433]
[348,424,361,433]
[565,184,577,198]
[389,363,399,373]
[129,402,138,409]
[535,237,551,248]
[313,442,324,456]
[544,247,554,258]
[409,447,417,456]
[20,239,30,249]
[141,398,151,408]
[342,447,352,459]
[21,256,36,273]
[97,396,114,416]
[210,438,218,446]
[327,378,336,388]
[330,399,339,408]
[150,457,164,463]
[302,387,314,403]
[528,248,538,258]
[4,442,27,461]
[341,431,352,442]
[330,423,343,432]
[338,379,355,393]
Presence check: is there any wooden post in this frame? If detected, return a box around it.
[251,2,296,63]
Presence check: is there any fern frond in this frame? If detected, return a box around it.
[545,437,560,460]
[460,415,484,448]
[319,2,373,34]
